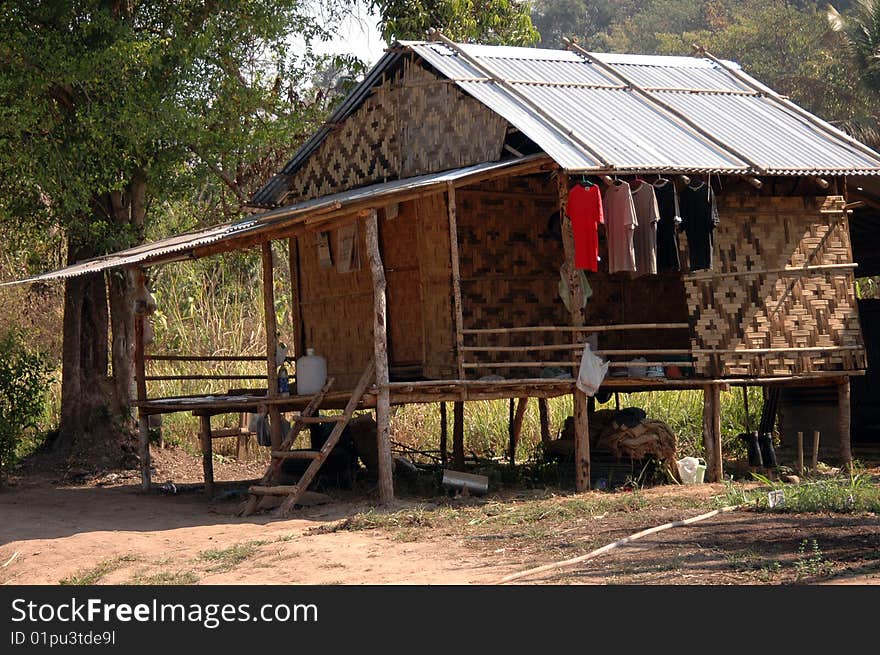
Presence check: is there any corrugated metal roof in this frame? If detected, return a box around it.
[3,156,549,285]
[250,40,880,207]
[410,41,880,176]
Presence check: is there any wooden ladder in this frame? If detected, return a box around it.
[242,361,375,516]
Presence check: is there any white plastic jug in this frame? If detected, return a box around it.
[296,347,327,395]
[676,457,707,484]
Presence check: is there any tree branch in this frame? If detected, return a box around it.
[187,144,246,204]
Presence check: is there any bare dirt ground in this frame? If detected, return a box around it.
[2,447,879,585]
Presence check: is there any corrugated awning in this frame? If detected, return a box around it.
[2,155,550,286]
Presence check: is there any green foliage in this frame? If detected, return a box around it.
[0,1,355,270]
[0,330,52,484]
[531,0,618,48]
[721,470,880,512]
[371,0,539,44]
[795,538,833,579]
[199,541,267,572]
[828,0,880,94]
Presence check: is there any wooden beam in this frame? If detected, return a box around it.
[261,241,282,451]
[796,431,804,476]
[439,401,448,466]
[134,310,151,492]
[447,182,466,380]
[509,397,529,466]
[365,208,394,503]
[538,398,552,447]
[574,389,590,491]
[703,384,723,482]
[812,430,821,473]
[132,267,152,491]
[453,401,465,469]
[838,377,852,473]
[199,414,214,497]
[289,236,304,358]
[462,323,689,334]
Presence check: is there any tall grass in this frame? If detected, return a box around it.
[393,387,762,464]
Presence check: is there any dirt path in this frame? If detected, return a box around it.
[0,476,510,585]
[3,456,879,585]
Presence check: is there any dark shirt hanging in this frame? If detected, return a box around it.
[653,179,681,272]
[680,181,719,271]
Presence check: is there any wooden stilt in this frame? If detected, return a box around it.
[559,171,591,492]
[261,241,282,451]
[812,430,820,472]
[439,401,448,466]
[288,237,304,358]
[837,377,852,472]
[365,208,394,503]
[796,431,804,476]
[133,282,151,492]
[446,183,466,380]
[703,384,723,482]
[199,414,214,497]
[538,397,551,447]
[453,401,465,469]
[509,397,529,466]
[574,389,590,491]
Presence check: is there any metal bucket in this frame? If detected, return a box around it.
[441,470,489,496]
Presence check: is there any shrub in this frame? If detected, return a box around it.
[0,330,52,485]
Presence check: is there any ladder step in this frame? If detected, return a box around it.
[249,484,300,496]
[270,450,320,460]
[210,427,250,439]
[293,415,345,425]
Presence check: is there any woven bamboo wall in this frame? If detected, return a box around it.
[284,58,507,205]
[413,193,456,378]
[297,194,456,388]
[297,215,373,390]
[685,195,866,377]
[456,175,691,377]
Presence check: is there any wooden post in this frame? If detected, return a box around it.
[703,384,723,482]
[453,401,465,469]
[439,401,448,466]
[574,389,590,491]
[796,431,804,476]
[812,430,820,472]
[446,182,466,380]
[199,414,214,497]
[365,208,394,503]
[261,241,282,451]
[837,377,852,472]
[538,398,552,447]
[509,397,529,466]
[559,170,591,491]
[288,236,304,358]
[133,304,151,492]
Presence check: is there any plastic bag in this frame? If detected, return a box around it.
[576,343,608,396]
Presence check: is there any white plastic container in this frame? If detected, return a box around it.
[676,457,707,484]
[296,347,327,395]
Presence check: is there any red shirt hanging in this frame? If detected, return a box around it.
[566,184,604,271]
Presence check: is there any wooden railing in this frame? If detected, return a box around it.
[460,323,695,374]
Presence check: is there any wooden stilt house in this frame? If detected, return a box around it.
[9,37,880,508]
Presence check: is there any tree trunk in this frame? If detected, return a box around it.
[108,268,137,420]
[57,243,114,454]
[56,180,145,466]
